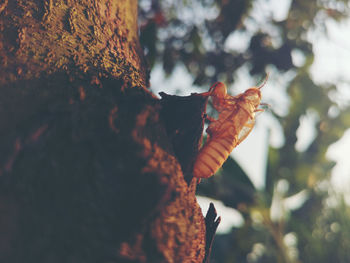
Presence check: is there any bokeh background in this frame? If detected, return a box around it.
[139,0,350,262]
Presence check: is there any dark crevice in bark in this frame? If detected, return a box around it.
[159,92,209,184]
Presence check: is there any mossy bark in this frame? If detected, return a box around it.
[0,1,206,262]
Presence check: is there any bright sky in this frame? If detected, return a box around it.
[150,0,350,232]
[310,18,350,192]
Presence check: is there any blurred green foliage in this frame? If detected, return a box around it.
[139,0,350,262]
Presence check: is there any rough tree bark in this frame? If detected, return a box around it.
[0,1,219,262]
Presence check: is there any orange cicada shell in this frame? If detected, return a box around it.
[193,77,267,178]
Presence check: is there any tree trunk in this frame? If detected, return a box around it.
[0,1,209,262]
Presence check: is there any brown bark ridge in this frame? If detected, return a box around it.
[0,1,209,262]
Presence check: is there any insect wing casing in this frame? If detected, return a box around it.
[193,87,262,178]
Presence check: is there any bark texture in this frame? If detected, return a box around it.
[0,1,208,262]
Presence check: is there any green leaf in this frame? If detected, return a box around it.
[197,155,256,209]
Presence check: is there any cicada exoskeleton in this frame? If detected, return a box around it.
[193,76,267,178]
